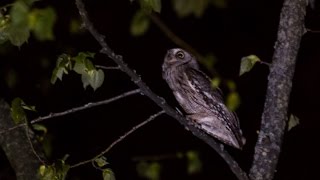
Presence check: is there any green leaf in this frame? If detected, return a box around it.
[91,69,104,90]
[172,0,209,18]
[10,97,27,124]
[0,15,11,44]
[7,25,30,46]
[288,114,300,131]
[95,156,108,168]
[73,52,95,74]
[136,161,161,180]
[10,1,29,26]
[186,150,202,175]
[21,101,36,111]
[73,60,86,75]
[102,168,116,180]
[39,159,70,180]
[226,92,240,111]
[32,124,48,134]
[239,55,261,76]
[130,10,150,36]
[74,52,95,62]
[51,54,72,84]
[7,1,30,46]
[28,7,57,41]
[81,69,104,91]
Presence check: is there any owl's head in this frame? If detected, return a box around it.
[163,48,199,69]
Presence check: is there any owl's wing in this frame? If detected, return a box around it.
[185,68,223,102]
[185,68,244,148]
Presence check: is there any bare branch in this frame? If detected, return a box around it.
[0,89,140,135]
[249,0,307,179]
[75,1,249,179]
[30,89,140,124]
[95,65,120,70]
[70,110,165,168]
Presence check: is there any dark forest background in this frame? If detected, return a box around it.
[1,0,320,179]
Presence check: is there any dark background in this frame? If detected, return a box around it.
[1,0,320,179]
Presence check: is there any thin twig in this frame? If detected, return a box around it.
[95,65,120,70]
[30,89,140,124]
[0,89,140,135]
[70,110,165,168]
[259,60,271,67]
[75,1,248,179]
[25,126,46,165]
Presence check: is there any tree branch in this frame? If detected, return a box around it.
[70,110,165,168]
[249,0,307,179]
[75,1,249,179]
[0,89,140,135]
[30,89,140,124]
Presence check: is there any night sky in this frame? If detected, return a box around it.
[1,0,320,179]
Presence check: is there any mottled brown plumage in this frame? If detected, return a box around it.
[162,48,245,149]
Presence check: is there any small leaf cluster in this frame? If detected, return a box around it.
[39,157,70,180]
[10,97,35,124]
[0,0,56,46]
[94,156,116,180]
[51,52,105,91]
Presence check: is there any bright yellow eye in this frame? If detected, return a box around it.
[175,51,185,59]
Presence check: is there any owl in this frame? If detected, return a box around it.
[162,48,245,149]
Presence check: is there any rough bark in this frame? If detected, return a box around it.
[0,99,42,180]
[249,0,307,179]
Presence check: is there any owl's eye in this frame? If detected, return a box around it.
[175,51,185,59]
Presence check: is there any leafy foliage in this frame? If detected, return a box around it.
[94,157,116,180]
[39,158,70,180]
[10,97,35,124]
[102,169,116,180]
[0,0,56,46]
[51,52,105,91]
[28,7,56,40]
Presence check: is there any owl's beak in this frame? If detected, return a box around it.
[165,50,175,63]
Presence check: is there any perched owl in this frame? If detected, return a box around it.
[162,48,245,149]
